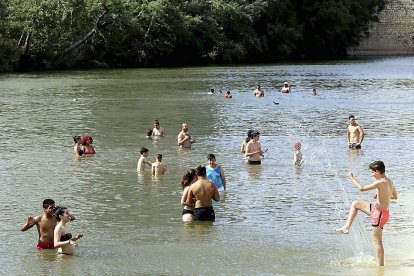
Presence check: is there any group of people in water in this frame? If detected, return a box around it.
[21,199,83,255]
[73,135,96,158]
[22,87,397,266]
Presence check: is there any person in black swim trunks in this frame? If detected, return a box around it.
[347,115,364,149]
[182,165,220,221]
[244,131,266,164]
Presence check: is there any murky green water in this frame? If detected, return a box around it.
[1,57,414,275]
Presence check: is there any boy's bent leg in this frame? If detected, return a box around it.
[336,200,370,234]
[373,227,384,266]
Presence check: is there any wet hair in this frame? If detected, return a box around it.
[54,206,67,222]
[252,131,260,137]
[146,129,153,136]
[81,136,93,146]
[73,136,81,143]
[156,154,162,161]
[43,199,55,209]
[369,161,385,174]
[195,165,206,177]
[181,169,196,190]
[140,147,149,154]
[245,130,254,143]
[349,114,355,120]
[207,153,216,160]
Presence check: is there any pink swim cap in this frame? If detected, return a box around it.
[293,142,301,150]
[81,136,93,146]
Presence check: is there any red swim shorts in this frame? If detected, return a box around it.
[37,242,54,250]
[370,204,389,229]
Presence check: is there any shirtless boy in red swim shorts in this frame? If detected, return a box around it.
[21,199,75,250]
[335,161,398,266]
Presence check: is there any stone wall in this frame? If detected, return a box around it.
[348,0,414,56]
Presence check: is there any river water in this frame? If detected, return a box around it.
[1,57,413,275]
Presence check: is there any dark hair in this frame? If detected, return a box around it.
[349,114,355,120]
[181,169,196,190]
[252,131,260,137]
[54,206,67,221]
[73,136,81,143]
[140,147,149,154]
[207,153,216,160]
[157,154,162,160]
[43,199,55,209]
[195,165,206,176]
[154,119,160,125]
[146,129,153,136]
[369,161,385,174]
[245,130,254,143]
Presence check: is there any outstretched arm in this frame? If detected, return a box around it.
[21,216,38,231]
[348,172,379,192]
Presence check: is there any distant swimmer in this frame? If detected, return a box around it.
[208,88,215,95]
[347,115,364,149]
[183,165,220,221]
[180,169,197,222]
[244,131,266,164]
[224,90,233,99]
[152,154,167,175]
[281,82,291,93]
[81,136,95,154]
[177,123,195,149]
[146,129,153,139]
[152,119,165,137]
[292,142,304,167]
[253,84,264,97]
[54,206,83,255]
[335,161,397,267]
[311,88,317,96]
[137,147,152,171]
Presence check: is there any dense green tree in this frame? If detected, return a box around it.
[0,0,387,71]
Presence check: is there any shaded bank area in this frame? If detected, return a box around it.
[1,0,386,72]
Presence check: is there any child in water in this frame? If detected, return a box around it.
[137,147,152,171]
[293,142,304,167]
[152,154,167,175]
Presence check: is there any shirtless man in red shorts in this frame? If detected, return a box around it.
[336,161,398,266]
[21,199,75,250]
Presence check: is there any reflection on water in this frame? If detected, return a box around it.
[1,57,414,274]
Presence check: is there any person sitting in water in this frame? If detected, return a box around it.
[281,82,291,93]
[146,129,153,139]
[53,206,83,255]
[180,169,197,222]
[81,136,95,154]
[310,88,317,96]
[152,119,165,137]
[224,91,233,99]
[73,136,84,158]
[253,85,264,97]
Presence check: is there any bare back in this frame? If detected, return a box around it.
[185,178,219,208]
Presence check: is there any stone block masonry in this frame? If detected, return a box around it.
[348,0,414,56]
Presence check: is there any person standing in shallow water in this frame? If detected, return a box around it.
[81,136,95,154]
[183,165,220,221]
[206,154,226,192]
[54,206,83,255]
[177,123,195,149]
[253,84,264,97]
[180,169,197,222]
[335,161,398,266]
[347,115,364,149]
[152,119,165,137]
[73,136,84,158]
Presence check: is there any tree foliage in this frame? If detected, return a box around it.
[0,0,386,71]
